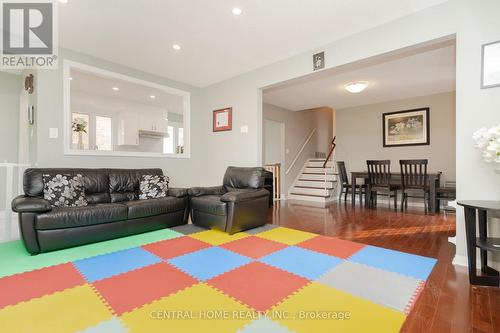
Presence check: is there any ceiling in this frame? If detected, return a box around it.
[263,44,456,110]
[59,0,448,87]
[70,68,184,114]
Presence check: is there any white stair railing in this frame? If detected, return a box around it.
[322,137,336,197]
[1,162,31,241]
[285,128,316,175]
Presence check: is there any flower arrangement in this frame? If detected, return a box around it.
[72,118,87,133]
[473,124,500,163]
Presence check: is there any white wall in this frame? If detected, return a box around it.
[0,72,22,163]
[32,48,209,188]
[336,92,456,183]
[200,0,500,265]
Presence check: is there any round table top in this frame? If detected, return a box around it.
[457,200,500,210]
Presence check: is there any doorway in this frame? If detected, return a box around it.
[263,119,285,196]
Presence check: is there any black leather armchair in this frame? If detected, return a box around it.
[188,167,270,234]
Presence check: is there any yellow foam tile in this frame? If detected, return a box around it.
[189,229,250,245]
[256,227,317,245]
[0,284,112,333]
[121,283,254,333]
[272,282,406,333]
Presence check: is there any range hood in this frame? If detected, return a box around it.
[138,129,169,139]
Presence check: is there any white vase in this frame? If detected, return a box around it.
[77,132,84,150]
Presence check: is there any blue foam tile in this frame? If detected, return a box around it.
[168,247,251,280]
[73,247,161,282]
[259,246,342,280]
[348,245,437,280]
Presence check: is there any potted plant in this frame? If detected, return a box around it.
[72,117,87,150]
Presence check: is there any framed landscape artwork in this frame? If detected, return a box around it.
[383,107,430,147]
[213,107,232,132]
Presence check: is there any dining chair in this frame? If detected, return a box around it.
[399,159,429,213]
[337,161,366,205]
[437,180,456,213]
[366,160,399,210]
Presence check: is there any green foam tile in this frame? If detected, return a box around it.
[0,229,182,278]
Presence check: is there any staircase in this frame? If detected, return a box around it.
[288,158,337,203]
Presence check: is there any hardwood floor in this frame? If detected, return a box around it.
[267,200,500,333]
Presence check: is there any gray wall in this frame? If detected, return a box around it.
[8,0,499,265]
[32,48,207,188]
[263,103,332,193]
[200,0,500,266]
[0,72,22,163]
[0,72,22,211]
[336,92,456,183]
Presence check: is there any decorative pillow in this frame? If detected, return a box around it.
[42,174,88,208]
[139,175,169,200]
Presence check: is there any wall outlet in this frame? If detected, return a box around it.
[49,128,59,139]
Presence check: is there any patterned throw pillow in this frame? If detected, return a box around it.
[42,174,88,208]
[139,175,169,200]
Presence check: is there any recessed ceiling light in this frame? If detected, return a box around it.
[172,44,181,51]
[112,87,119,91]
[232,7,242,15]
[68,77,73,81]
[345,82,368,93]
[58,0,69,3]
[150,95,156,99]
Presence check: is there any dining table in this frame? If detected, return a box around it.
[350,171,442,213]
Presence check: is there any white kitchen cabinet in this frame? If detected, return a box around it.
[139,113,168,133]
[117,112,139,146]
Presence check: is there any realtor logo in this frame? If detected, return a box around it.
[1,0,58,69]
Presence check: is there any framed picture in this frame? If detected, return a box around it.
[313,52,325,71]
[481,40,500,89]
[383,108,430,147]
[213,107,232,132]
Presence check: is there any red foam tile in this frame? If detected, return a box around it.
[220,236,287,259]
[93,262,196,315]
[297,235,366,259]
[0,263,85,308]
[208,262,309,312]
[142,236,211,259]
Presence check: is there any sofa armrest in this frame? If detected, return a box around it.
[188,186,225,197]
[168,187,188,198]
[220,189,269,203]
[12,195,52,213]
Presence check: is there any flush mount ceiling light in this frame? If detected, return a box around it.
[112,87,119,91]
[149,95,156,99]
[172,44,181,51]
[232,7,242,15]
[345,81,368,93]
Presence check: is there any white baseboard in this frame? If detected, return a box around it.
[452,254,468,267]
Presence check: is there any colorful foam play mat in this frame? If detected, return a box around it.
[0,224,436,333]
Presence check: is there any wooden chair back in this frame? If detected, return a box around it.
[367,160,391,187]
[399,159,428,190]
[336,161,349,185]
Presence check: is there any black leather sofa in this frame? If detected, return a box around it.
[188,167,270,234]
[12,168,189,255]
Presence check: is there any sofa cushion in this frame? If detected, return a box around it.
[42,173,88,208]
[35,203,128,230]
[138,175,169,200]
[108,168,163,203]
[124,197,187,219]
[190,195,227,216]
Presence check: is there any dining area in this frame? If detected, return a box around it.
[336,159,456,214]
